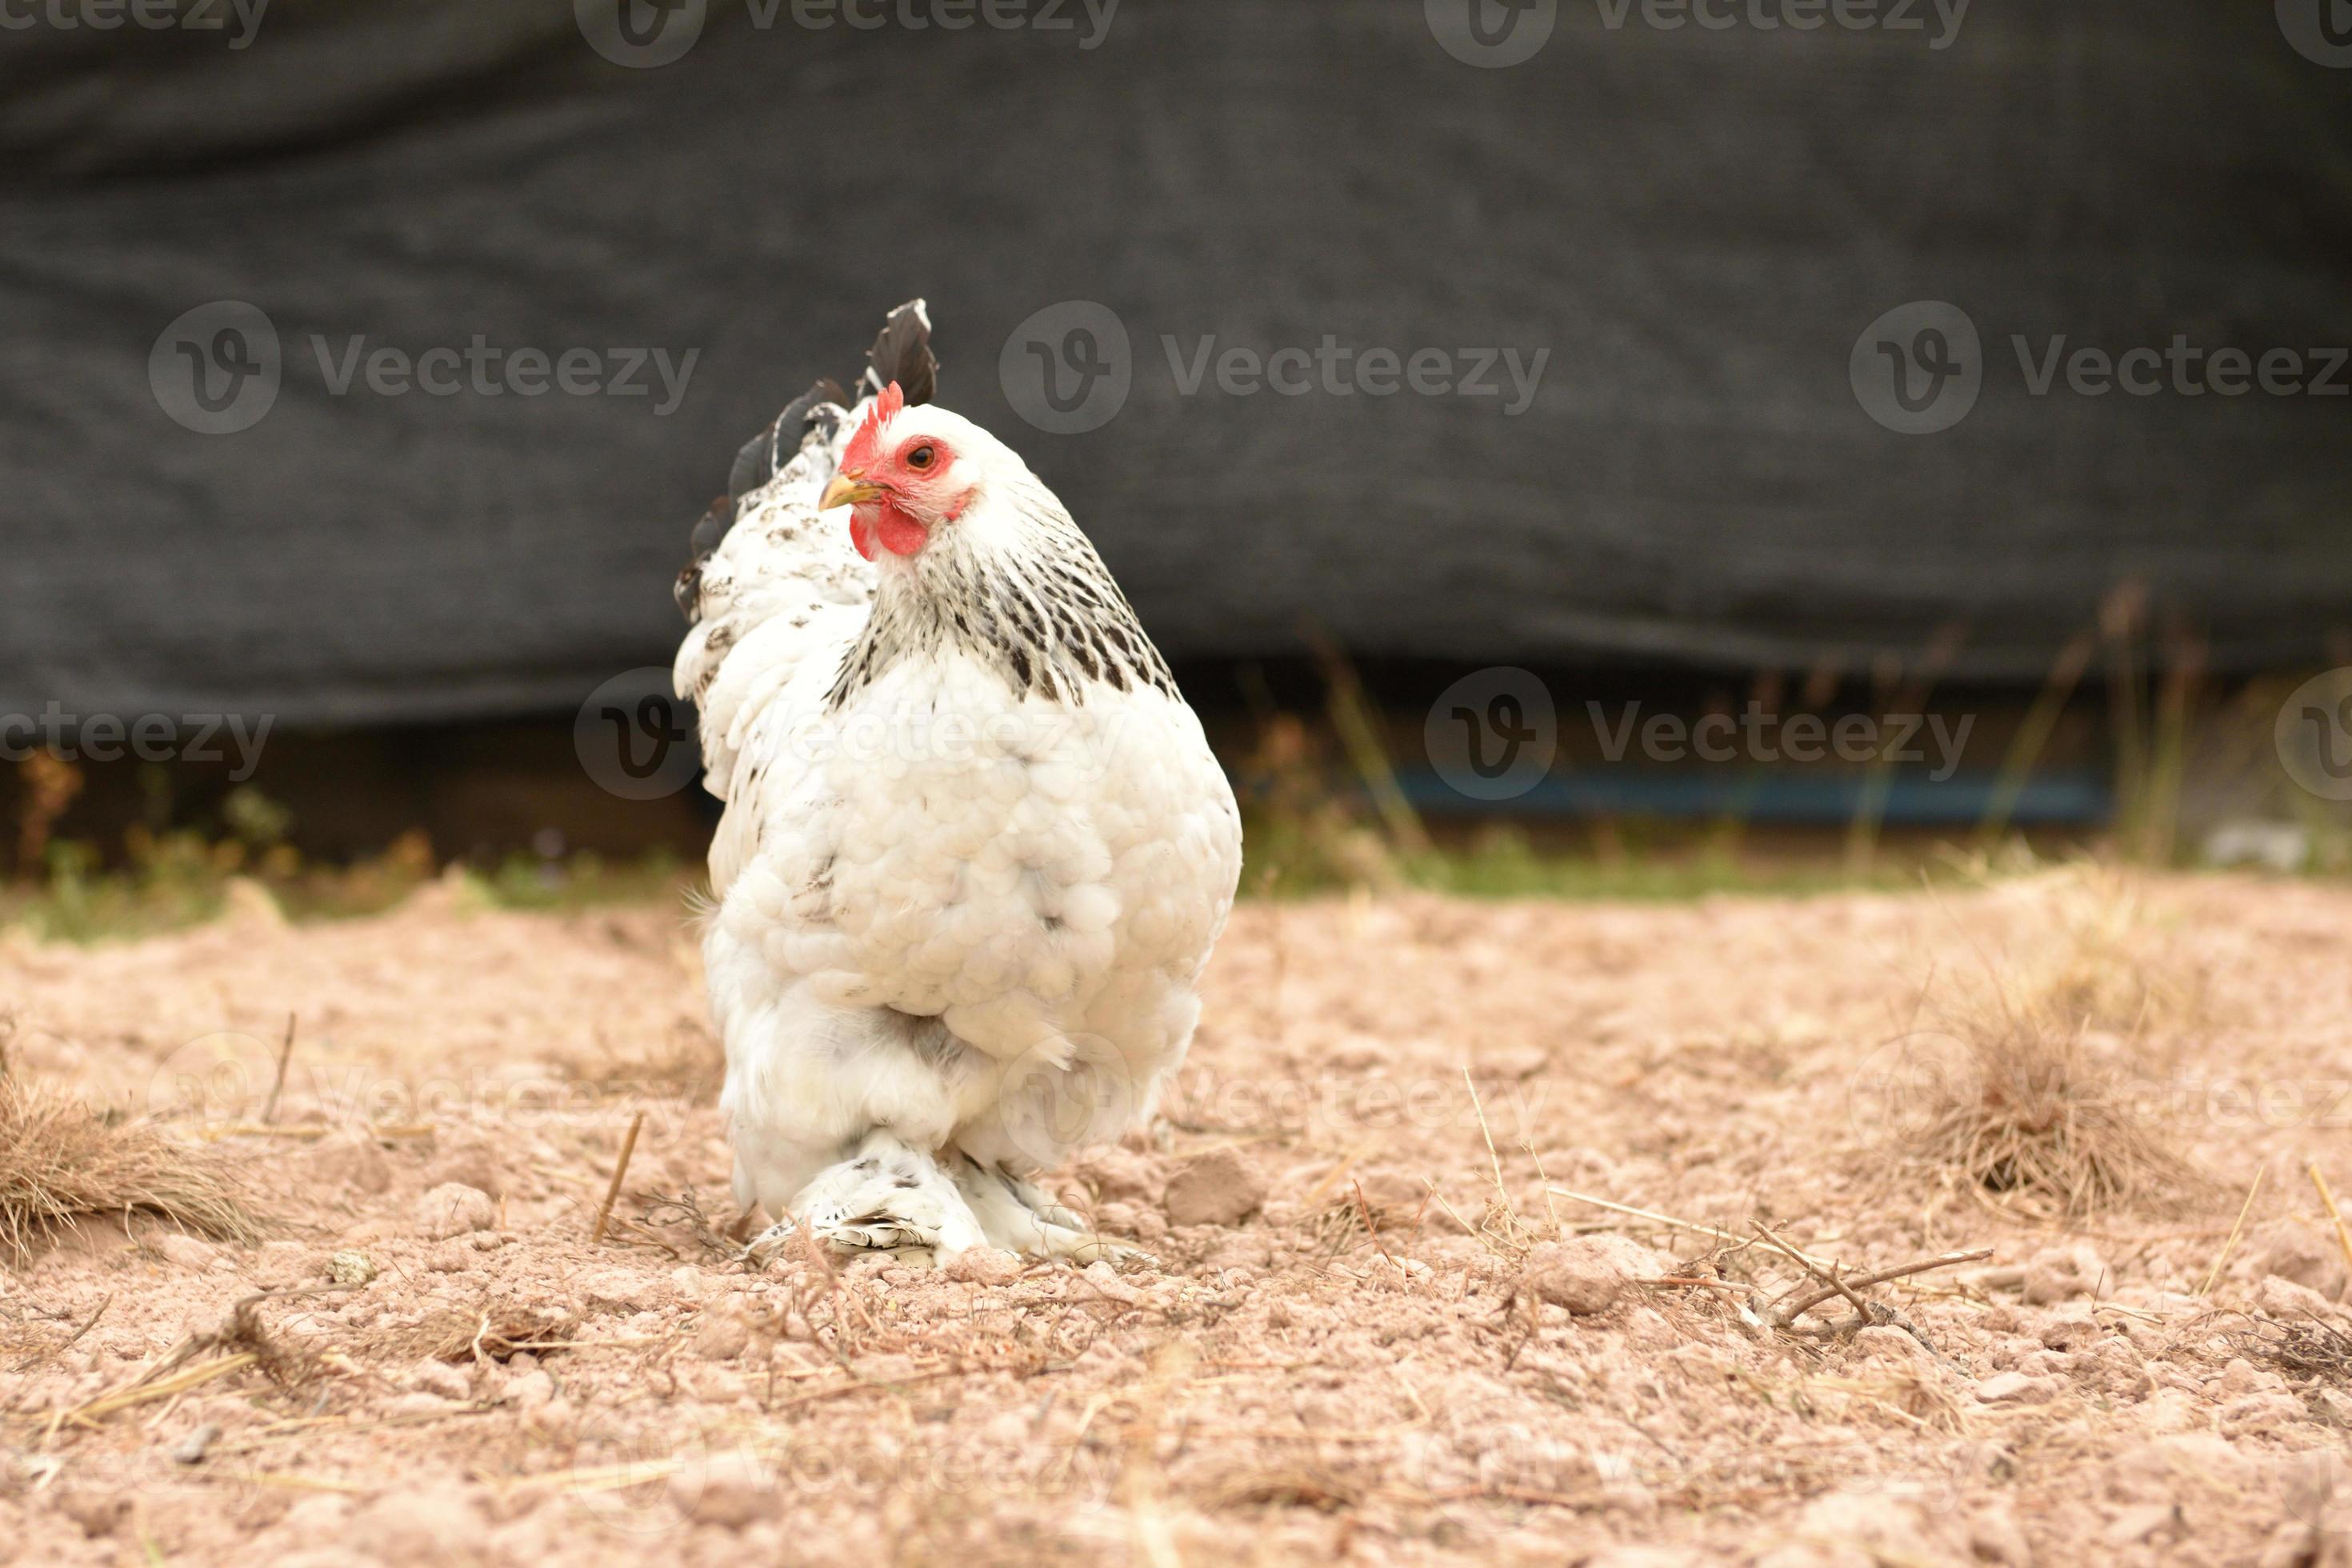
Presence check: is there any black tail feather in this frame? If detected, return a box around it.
[729,375,852,502]
[675,493,734,623]
[685,301,936,623]
[862,298,936,407]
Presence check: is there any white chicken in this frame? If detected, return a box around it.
[673,302,1241,1263]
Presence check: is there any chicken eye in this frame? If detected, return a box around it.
[906,444,937,471]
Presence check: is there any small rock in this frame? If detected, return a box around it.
[523,1394,575,1441]
[2038,1310,2103,1350]
[670,1450,781,1530]
[2247,1222,2348,1301]
[508,1369,556,1411]
[1162,1148,1265,1228]
[2218,1355,2289,1399]
[342,1484,486,1564]
[946,1247,1023,1286]
[691,1302,754,1362]
[171,1422,222,1465]
[2103,1434,2244,1504]
[2105,1502,2181,1546]
[328,1250,378,1286]
[1074,1146,1162,1203]
[423,1139,508,1202]
[1080,1258,1146,1303]
[2256,1273,2346,1324]
[1519,1238,1626,1315]
[2022,1242,2109,1304]
[1967,1498,2034,1566]
[1793,1489,1936,1564]
[154,1233,224,1271]
[2222,1391,2309,1436]
[58,1489,129,1538]
[406,1360,471,1402]
[415,1183,495,1240]
[1973,1371,2058,1404]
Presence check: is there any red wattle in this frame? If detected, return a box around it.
[875,508,929,557]
[849,512,878,561]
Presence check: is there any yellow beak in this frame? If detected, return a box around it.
[820,472,887,510]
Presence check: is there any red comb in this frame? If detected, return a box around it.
[843,381,904,473]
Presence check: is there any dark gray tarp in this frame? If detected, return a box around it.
[3,0,2349,728]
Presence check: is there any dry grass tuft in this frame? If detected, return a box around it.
[1205,1462,1366,1513]
[2019,868,2206,1036]
[2231,1318,2352,1389]
[1909,998,2199,1222]
[0,1072,263,1262]
[361,1302,577,1364]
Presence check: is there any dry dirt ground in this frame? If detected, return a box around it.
[4,869,2352,1566]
